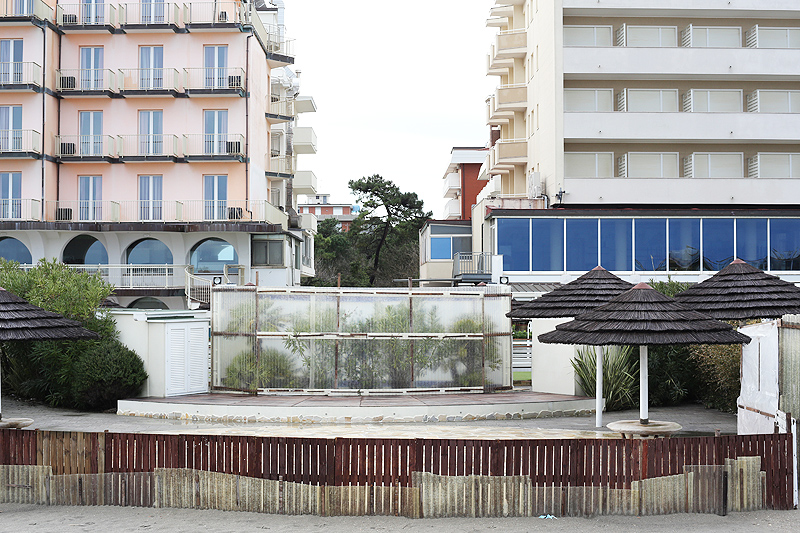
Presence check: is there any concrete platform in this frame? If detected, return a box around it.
[117,390,598,424]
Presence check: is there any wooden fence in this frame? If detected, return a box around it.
[0,429,794,516]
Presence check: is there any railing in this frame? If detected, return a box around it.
[55,134,117,158]
[186,266,212,305]
[0,0,52,19]
[0,62,42,86]
[747,90,800,113]
[183,133,245,157]
[0,198,39,220]
[746,25,800,49]
[45,200,120,222]
[299,212,317,233]
[268,96,294,117]
[115,200,183,222]
[0,129,40,154]
[68,264,185,288]
[118,68,181,92]
[120,1,180,25]
[452,252,492,277]
[56,68,117,92]
[269,154,294,175]
[183,0,246,25]
[183,67,245,91]
[443,172,461,196]
[443,197,461,219]
[118,134,181,158]
[57,2,116,26]
[259,22,295,58]
[180,199,257,222]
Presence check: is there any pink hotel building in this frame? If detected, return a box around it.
[0,0,318,309]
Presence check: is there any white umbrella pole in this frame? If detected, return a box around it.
[639,345,649,424]
[596,346,604,428]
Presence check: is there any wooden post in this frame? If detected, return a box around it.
[639,345,649,425]
[596,346,604,428]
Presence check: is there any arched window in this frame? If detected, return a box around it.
[127,297,169,310]
[63,235,108,265]
[126,238,173,264]
[0,237,32,264]
[189,238,238,273]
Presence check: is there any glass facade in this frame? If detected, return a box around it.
[496,216,800,273]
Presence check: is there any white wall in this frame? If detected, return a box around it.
[529,318,580,395]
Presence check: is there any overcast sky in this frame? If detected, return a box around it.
[284,1,496,217]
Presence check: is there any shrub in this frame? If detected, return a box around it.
[690,343,741,412]
[223,348,300,390]
[571,345,638,411]
[70,337,148,411]
[647,345,700,407]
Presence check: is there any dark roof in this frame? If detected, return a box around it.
[507,267,634,319]
[508,282,562,294]
[538,283,751,347]
[674,259,800,320]
[0,288,99,341]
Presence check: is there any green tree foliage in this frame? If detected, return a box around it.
[571,346,638,411]
[690,343,742,412]
[70,338,148,410]
[223,347,301,390]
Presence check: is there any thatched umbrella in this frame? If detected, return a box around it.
[0,287,99,423]
[674,258,800,320]
[539,283,750,428]
[507,267,634,427]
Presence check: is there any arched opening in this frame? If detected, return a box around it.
[189,238,238,273]
[125,238,173,264]
[127,297,169,310]
[0,237,32,264]
[63,235,108,265]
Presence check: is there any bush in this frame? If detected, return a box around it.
[223,348,300,390]
[70,337,148,411]
[571,345,638,411]
[647,345,700,407]
[690,343,741,412]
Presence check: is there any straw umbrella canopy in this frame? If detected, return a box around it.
[539,283,750,425]
[674,258,800,321]
[0,287,99,422]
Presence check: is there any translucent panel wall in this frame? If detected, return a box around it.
[210,286,512,392]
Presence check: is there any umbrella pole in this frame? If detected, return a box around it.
[596,346,604,428]
[640,345,649,425]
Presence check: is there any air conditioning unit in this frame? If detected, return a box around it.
[60,142,76,156]
[56,207,73,221]
[217,11,227,22]
[226,141,241,154]
[62,13,78,24]
[59,76,76,90]
[228,207,243,220]
[228,75,242,88]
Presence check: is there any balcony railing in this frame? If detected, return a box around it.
[293,170,317,195]
[0,62,42,87]
[269,154,294,175]
[260,22,295,58]
[118,134,181,159]
[300,212,317,233]
[0,129,40,154]
[183,133,245,158]
[292,126,317,154]
[180,200,271,222]
[120,1,180,26]
[452,252,493,278]
[56,68,117,92]
[0,0,52,20]
[443,197,461,220]
[116,200,183,222]
[55,134,117,158]
[66,264,186,289]
[494,29,527,59]
[268,97,294,118]
[57,3,116,26]
[184,67,245,91]
[0,198,40,221]
[46,200,120,222]
[443,172,461,198]
[118,68,181,93]
[184,1,245,25]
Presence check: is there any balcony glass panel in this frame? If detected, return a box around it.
[692,27,741,48]
[693,153,743,178]
[692,90,742,112]
[564,89,613,112]
[565,152,613,178]
[668,219,700,271]
[758,91,800,113]
[759,154,800,178]
[627,26,677,47]
[628,153,679,178]
[758,28,800,49]
[702,218,734,271]
[600,219,632,271]
[564,26,612,47]
[736,219,768,270]
[531,219,563,271]
[627,89,679,112]
[566,219,598,271]
[770,219,800,270]
[430,237,452,260]
[497,218,529,271]
[635,218,666,271]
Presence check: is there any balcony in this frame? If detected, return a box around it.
[116,200,184,222]
[0,129,41,158]
[490,138,527,173]
[119,2,181,32]
[294,95,316,113]
[184,67,245,97]
[266,97,294,123]
[267,154,294,177]
[292,170,317,195]
[118,68,182,97]
[56,69,117,97]
[57,3,117,32]
[184,133,245,161]
[169,200,258,222]
[300,212,317,233]
[184,0,246,29]
[486,95,513,126]
[443,172,461,198]
[55,135,117,161]
[487,44,513,77]
[61,264,187,290]
[0,199,40,221]
[494,29,527,60]
[257,21,295,68]
[0,62,42,91]
[46,201,120,222]
[495,83,527,112]
[118,134,181,162]
[0,0,52,23]
[292,126,317,154]
[443,197,461,220]
[452,252,492,284]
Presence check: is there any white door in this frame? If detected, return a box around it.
[79,175,102,221]
[0,40,23,84]
[204,174,227,220]
[141,0,165,23]
[203,109,227,154]
[81,0,105,24]
[79,110,102,155]
[80,47,103,89]
[0,172,21,219]
[203,45,227,89]
[165,323,209,396]
[139,110,163,155]
[0,105,22,151]
[139,175,162,221]
[139,46,163,89]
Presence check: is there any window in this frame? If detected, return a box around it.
[691,153,744,178]
[531,219,563,271]
[691,26,741,48]
[78,175,101,221]
[190,238,238,273]
[770,219,800,270]
[600,219,632,271]
[626,153,679,178]
[563,89,613,112]
[0,105,22,151]
[141,0,166,24]
[0,39,23,84]
[736,219,767,270]
[756,91,800,113]
[139,175,162,221]
[565,152,614,178]
[63,235,108,265]
[566,219,598,271]
[79,47,103,89]
[627,26,678,47]
[430,236,471,261]
[139,110,163,155]
[204,45,227,89]
[635,219,666,271]
[756,154,800,178]
[203,174,227,220]
[252,237,285,266]
[690,90,742,112]
[757,28,800,49]
[139,46,163,89]
[702,219,734,271]
[126,238,173,264]
[81,0,105,24]
[0,237,31,264]
[626,89,679,112]
[564,26,613,47]
[668,219,700,271]
[497,219,530,271]
[79,110,103,156]
[204,109,228,154]
[0,171,21,219]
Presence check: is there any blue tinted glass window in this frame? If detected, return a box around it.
[736,218,767,270]
[668,219,700,271]
[190,238,239,273]
[770,219,800,271]
[430,237,451,260]
[600,219,632,271]
[566,219,598,271]
[497,219,530,271]
[0,237,32,264]
[126,238,173,264]
[635,219,666,271]
[702,219,734,271]
[531,219,564,271]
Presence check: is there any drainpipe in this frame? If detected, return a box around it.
[40,23,46,220]
[55,26,62,203]
[245,33,251,206]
